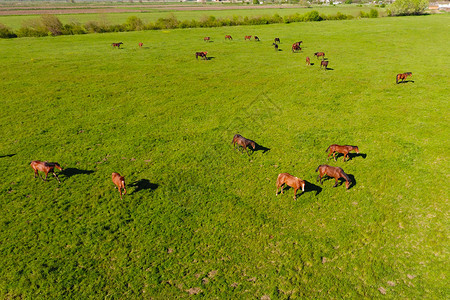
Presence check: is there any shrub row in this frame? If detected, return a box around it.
[1,11,374,39]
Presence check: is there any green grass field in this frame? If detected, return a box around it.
[0,13,449,298]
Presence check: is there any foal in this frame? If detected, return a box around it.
[276,173,305,200]
[316,165,352,189]
[30,160,63,183]
[112,172,127,200]
[232,134,256,156]
[326,144,359,162]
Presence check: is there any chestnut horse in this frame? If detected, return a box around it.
[326,144,359,162]
[138,42,143,48]
[320,60,329,70]
[276,173,305,200]
[30,160,63,183]
[292,43,301,52]
[112,42,123,48]
[195,51,207,60]
[245,35,252,40]
[225,35,233,40]
[316,165,352,189]
[314,52,325,60]
[274,37,280,44]
[396,72,412,84]
[204,37,210,42]
[306,56,310,65]
[112,172,127,199]
[232,134,256,156]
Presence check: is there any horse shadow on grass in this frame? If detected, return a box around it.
[317,174,356,190]
[206,57,215,60]
[398,80,415,84]
[304,180,322,196]
[254,143,270,154]
[331,153,367,162]
[62,168,94,178]
[0,154,15,158]
[324,67,334,71]
[129,179,159,195]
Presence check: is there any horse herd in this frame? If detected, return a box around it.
[232,134,361,200]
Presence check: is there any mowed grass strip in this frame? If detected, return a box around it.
[0,14,449,298]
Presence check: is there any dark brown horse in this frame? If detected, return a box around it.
[225,35,233,40]
[245,35,252,40]
[112,172,127,199]
[320,60,329,70]
[232,134,256,156]
[112,42,123,48]
[272,43,279,51]
[292,43,301,52]
[316,165,352,189]
[274,37,280,44]
[30,160,63,183]
[396,72,412,84]
[195,51,208,60]
[326,144,359,162]
[314,52,325,60]
[306,56,310,65]
[276,173,305,200]
[254,36,260,41]
[204,37,210,42]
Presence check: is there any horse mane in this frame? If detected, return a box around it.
[44,162,58,167]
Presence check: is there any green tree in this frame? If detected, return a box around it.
[389,0,429,16]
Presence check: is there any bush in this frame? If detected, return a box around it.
[303,10,322,22]
[61,23,87,35]
[0,23,17,38]
[40,15,63,36]
[369,8,379,18]
[388,0,429,15]
[125,16,144,31]
[16,18,48,37]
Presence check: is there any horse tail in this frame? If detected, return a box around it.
[325,145,331,153]
[396,74,399,84]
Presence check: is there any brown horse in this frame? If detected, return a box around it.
[320,60,329,70]
[232,134,256,156]
[293,41,302,47]
[138,42,143,48]
[326,144,359,162]
[272,43,279,51]
[314,52,325,60]
[292,43,301,52]
[204,37,210,42]
[195,51,208,60]
[276,173,305,200]
[245,35,252,40]
[112,42,123,48]
[112,172,127,200]
[274,37,280,44]
[316,165,352,189]
[254,36,260,41]
[396,72,412,84]
[306,56,310,65]
[30,160,63,183]
[225,35,233,40]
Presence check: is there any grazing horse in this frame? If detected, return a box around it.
[316,165,352,189]
[326,144,359,162]
[30,160,63,183]
[138,42,143,48]
[276,173,305,200]
[272,43,279,51]
[195,51,208,60]
[254,36,260,41]
[274,37,280,44]
[245,35,252,40]
[396,72,412,84]
[112,42,123,48]
[320,60,329,70]
[306,56,311,65]
[293,41,302,47]
[292,43,301,52]
[232,134,256,156]
[204,37,210,42]
[314,52,325,60]
[225,35,233,40]
[112,172,127,200]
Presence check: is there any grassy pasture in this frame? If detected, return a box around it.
[0,13,449,298]
[0,5,385,30]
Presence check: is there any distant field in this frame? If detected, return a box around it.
[0,4,385,30]
[0,13,449,298]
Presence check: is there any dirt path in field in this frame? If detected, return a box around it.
[0,4,300,16]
